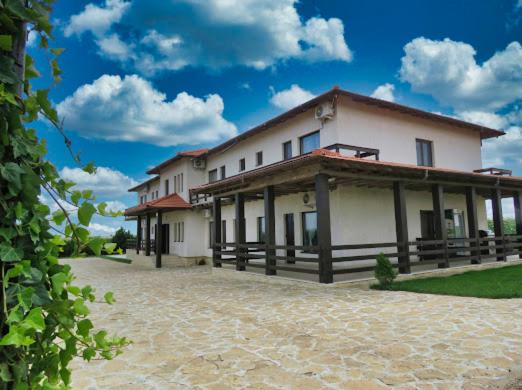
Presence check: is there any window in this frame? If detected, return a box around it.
[283,140,292,160]
[301,211,318,246]
[222,220,226,243]
[180,173,183,192]
[257,216,266,243]
[164,179,169,196]
[140,195,144,204]
[174,176,177,193]
[209,169,218,183]
[155,190,158,199]
[239,158,246,172]
[256,151,263,166]
[209,221,214,248]
[181,221,184,242]
[220,165,226,179]
[416,139,433,167]
[300,131,320,154]
[173,222,178,242]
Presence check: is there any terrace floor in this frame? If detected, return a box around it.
[68,258,522,389]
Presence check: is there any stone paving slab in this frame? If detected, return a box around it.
[67,258,522,389]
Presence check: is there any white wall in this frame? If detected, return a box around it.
[335,97,483,171]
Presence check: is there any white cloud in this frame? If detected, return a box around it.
[456,111,507,129]
[56,74,237,146]
[88,222,117,236]
[64,0,352,74]
[400,38,522,111]
[370,83,395,102]
[63,0,130,38]
[59,166,138,197]
[104,200,127,213]
[269,84,316,110]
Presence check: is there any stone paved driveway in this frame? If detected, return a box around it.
[68,258,522,389]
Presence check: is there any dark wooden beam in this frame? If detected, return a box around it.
[491,188,506,261]
[432,184,449,268]
[235,193,246,271]
[264,186,276,275]
[393,181,410,273]
[145,213,151,256]
[212,197,222,268]
[136,216,141,255]
[155,210,162,268]
[514,191,522,259]
[315,174,333,283]
[465,187,481,264]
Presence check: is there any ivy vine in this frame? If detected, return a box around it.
[1,1,129,388]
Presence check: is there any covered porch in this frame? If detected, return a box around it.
[191,149,522,283]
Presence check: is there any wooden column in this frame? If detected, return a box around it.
[136,216,142,254]
[432,184,448,268]
[393,181,410,273]
[491,188,505,261]
[264,186,276,275]
[315,174,333,284]
[514,191,522,259]
[212,197,222,267]
[465,187,481,264]
[235,193,246,271]
[155,210,163,268]
[145,213,151,256]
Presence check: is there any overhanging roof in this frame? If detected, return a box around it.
[128,176,160,192]
[124,193,192,216]
[146,148,208,175]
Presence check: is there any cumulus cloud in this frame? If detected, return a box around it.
[370,83,395,102]
[63,0,352,74]
[59,166,138,197]
[56,74,237,146]
[88,222,118,236]
[63,0,130,38]
[400,38,522,112]
[269,84,316,110]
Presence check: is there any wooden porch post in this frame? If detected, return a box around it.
[393,181,410,273]
[235,193,246,271]
[264,186,276,275]
[155,210,163,268]
[432,184,449,268]
[136,216,142,254]
[145,213,151,256]
[514,191,522,259]
[491,188,506,261]
[465,186,481,264]
[315,174,333,284]
[212,197,222,268]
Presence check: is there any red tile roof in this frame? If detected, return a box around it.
[124,193,192,216]
[146,148,209,175]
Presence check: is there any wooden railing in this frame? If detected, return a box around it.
[126,239,156,253]
[213,235,522,281]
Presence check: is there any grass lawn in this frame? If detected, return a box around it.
[377,264,522,299]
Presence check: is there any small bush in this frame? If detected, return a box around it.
[374,252,397,289]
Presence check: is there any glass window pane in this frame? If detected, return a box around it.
[300,132,320,154]
[302,212,318,246]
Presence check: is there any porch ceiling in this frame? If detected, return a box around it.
[190,149,522,200]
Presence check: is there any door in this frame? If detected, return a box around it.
[161,224,169,254]
[420,210,435,239]
[284,213,295,263]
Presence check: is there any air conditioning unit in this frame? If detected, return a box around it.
[314,102,335,120]
[302,192,316,208]
[192,158,206,169]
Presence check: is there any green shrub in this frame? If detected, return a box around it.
[374,253,397,289]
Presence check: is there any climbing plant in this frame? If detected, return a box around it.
[1,1,129,388]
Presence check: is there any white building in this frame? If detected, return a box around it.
[125,87,522,283]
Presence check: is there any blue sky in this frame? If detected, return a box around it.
[32,0,522,235]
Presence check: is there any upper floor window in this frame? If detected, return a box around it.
[180,173,183,192]
[220,165,226,180]
[300,131,320,154]
[416,139,433,167]
[164,179,169,196]
[209,169,218,183]
[239,158,246,172]
[151,192,155,200]
[256,151,263,166]
[174,177,177,193]
[283,140,292,160]
[155,190,158,199]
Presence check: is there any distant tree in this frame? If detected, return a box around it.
[487,218,516,235]
[111,227,135,253]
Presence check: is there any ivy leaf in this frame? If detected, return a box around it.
[50,48,65,56]
[103,242,116,255]
[83,347,96,361]
[36,89,58,123]
[50,272,67,295]
[73,299,89,316]
[77,319,93,338]
[75,227,89,242]
[0,363,12,382]
[78,202,96,226]
[0,162,24,192]
[83,162,96,174]
[88,237,104,256]
[23,307,45,332]
[0,34,12,51]
[103,292,115,305]
[51,210,66,225]
[0,243,23,262]
[70,190,81,205]
[0,326,34,346]
[82,190,93,200]
[97,202,107,215]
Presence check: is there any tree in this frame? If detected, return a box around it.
[1,1,129,388]
[111,227,135,253]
